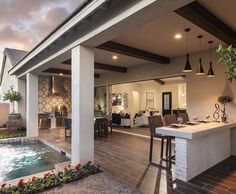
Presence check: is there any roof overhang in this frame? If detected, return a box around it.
[9,0,194,78]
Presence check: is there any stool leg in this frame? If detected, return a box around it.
[166,139,169,157]
[149,136,153,162]
[160,138,164,159]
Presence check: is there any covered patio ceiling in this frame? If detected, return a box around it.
[16,0,236,79]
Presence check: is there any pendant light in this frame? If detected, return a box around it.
[207,41,215,78]
[196,35,204,75]
[183,28,192,73]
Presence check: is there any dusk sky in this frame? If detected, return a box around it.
[0,0,85,68]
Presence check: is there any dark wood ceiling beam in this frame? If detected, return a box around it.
[95,63,127,73]
[96,41,170,64]
[154,79,164,85]
[175,1,236,45]
[62,59,127,73]
[42,68,100,78]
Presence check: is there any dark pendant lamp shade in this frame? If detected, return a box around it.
[183,28,192,73]
[196,58,204,75]
[207,41,215,78]
[207,61,215,77]
[196,35,204,75]
[183,53,192,72]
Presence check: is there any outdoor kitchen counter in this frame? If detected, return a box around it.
[156,122,236,182]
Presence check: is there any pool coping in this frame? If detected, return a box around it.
[0,136,72,185]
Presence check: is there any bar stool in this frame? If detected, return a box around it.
[148,116,174,169]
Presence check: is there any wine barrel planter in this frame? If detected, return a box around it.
[7,113,23,130]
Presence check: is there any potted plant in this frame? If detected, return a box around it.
[217,44,236,82]
[3,88,22,114]
[218,95,233,123]
[3,88,23,130]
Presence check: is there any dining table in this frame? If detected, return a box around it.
[155,121,236,182]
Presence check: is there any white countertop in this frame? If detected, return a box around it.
[156,122,236,139]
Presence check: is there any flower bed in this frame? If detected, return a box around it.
[0,162,102,194]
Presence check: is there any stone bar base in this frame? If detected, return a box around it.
[175,128,231,181]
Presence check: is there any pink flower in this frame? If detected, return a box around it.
[1,183,6,189]
[18,179,25,187]
[44,172,50,178]
[64,167,68,172]
[68,163,71,168]
[75,163,81,169]
[32,176,37,181]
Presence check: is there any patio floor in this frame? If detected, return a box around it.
[39,128,236,194]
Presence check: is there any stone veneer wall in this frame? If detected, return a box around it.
[38,76,71,113]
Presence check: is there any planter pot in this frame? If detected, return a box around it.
[221,116,227,123]
[7,113,23,130]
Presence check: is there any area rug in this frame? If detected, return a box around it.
[40,172,143,194]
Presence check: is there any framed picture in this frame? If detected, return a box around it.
[146,92,154,109]
[112,93,122,106]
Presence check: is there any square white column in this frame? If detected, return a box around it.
[26,73,38,137]
[71,45,94,165]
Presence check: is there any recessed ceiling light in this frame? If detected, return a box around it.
[59,73,63,76]
[174,33,182,39]
[112,55,118,60]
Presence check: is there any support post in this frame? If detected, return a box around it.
[71,45,94,165]
[26,73,38,137]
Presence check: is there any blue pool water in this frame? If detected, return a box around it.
[0,141,69,182]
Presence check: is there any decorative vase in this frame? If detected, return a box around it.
[7,113,23,130]
[221,116,227,123]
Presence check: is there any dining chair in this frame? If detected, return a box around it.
[64,118,71,138]
[148,116,174,169]
[94,118,108,138]
[164,114,177,126]
[178,112,189,123]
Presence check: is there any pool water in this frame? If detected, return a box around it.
[0,141,69,182]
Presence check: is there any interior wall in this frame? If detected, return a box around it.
[111,83,140,119]
[139,81,181,112]
[95,49,236,122]
[38,76,71,113]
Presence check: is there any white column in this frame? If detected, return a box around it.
[15,78,26,126]
[26,73,38,137]
[71,45,94,165]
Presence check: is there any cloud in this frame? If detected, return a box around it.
[0,0,84,69]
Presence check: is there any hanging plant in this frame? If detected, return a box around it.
[3,89,22,114]
[217,44,236,82]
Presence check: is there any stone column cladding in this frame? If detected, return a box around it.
[71,45,95,165]
[26,73,39,137]
[175,129,231,181]
[38,76,71,113]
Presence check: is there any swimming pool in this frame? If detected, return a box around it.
[0,140,69,182]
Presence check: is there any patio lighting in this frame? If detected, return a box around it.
[183,28,192,73]
[174,33,182,39]
[112,55,118,60]
[207,41,215,77]
[196,35,204,75]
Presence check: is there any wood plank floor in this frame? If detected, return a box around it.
[40,129,236,194]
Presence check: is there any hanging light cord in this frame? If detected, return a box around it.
[186,31,189,54]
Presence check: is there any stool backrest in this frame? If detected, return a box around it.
[148,116,164,135]
[164,114,177,126]
[178,112,189,123]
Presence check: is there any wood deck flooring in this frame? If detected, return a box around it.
[39,129,236,194]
